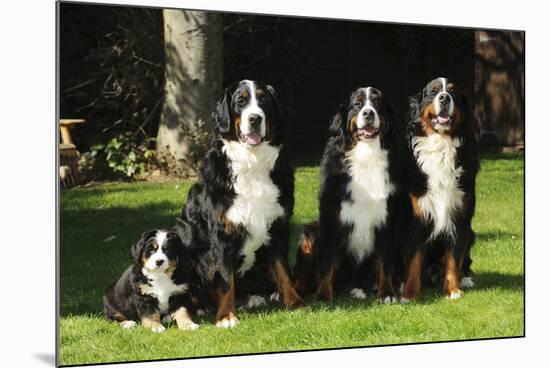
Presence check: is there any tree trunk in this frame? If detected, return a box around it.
[157,10,222,174]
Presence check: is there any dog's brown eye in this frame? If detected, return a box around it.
[353,102,362,109]
[236,98,247,107]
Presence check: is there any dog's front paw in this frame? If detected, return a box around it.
[446,289,463,300]
[350,288,367,300]
[120,320,137,329]
[215,314,239,329]
[378,296,397,304]
[151,325,166,333]
[180,322,200,331]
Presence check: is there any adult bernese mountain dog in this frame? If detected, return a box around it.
[399,77,479,303]
[103,229,199,332]
[175,80,303,328]
[310,86,402,303]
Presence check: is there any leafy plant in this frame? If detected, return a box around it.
[81,132,157,180]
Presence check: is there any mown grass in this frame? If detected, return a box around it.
[59,153,524,366]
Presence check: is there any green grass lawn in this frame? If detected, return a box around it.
[59,153,524,366]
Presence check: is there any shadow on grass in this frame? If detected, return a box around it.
[60,201,184,317]
[59,270,524,323]
[476,230,522,242]
[473,271,524,290]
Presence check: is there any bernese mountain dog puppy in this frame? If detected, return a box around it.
[311,86,402,303]
[400,77,479,303]
[293,221,321,297]
[175,80,303,328]
[103,229,199,332]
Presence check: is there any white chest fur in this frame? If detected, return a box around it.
[222,141,285,276]
[412,134,465,240]
[140,270,188,315]
[340,140,394,262]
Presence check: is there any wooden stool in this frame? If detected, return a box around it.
[59,119,85,188]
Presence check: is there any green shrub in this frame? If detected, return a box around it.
[81,132,156,180]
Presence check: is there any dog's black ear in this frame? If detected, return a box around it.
[460,93,480,149]
[166,230,183,245]
[408,92,421,121]
[214,84,235,133]
[405,93,423,144]
[328,104,347,137]
[380,97,397,146]
[266,84,284,123]
[131,230,156,262]
[166,230,186,265]
[266,84,287,144]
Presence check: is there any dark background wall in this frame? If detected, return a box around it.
[475,31,525,149]
[221,13,475,160]
[60,3,523,163]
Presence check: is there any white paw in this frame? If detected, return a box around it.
[349,288,367,299]
[245,295,266,309]
[151,325,166,333]
[196,309,207,317]
[269,292,280,303]
[460,276,475,289]
[447,289,463,300]
[216,316,239,329]
[379,296,397,304]
[181,322,200,331]
[120,320,137,329]
[400,297,411,304]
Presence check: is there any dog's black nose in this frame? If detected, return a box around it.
[362,109,374,118]
[248,114,262,127]
[156,260,164,266]
[439,93,451,104]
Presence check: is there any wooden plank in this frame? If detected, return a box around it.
[59,119,85,126]
[60,126,73,144]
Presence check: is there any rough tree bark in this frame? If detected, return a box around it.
[157,10,223,174]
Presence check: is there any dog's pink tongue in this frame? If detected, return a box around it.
[437,112,450,124]
[364,125,377,135]
[245,132,262,145]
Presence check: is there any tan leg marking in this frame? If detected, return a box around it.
[172,307,199,331]
[443,249,463,299]
[141,313,165,333]
[314,265,335,304]
[401,251,423,303]
[270,259,304,308]
[215,275,239,328]
[376,259,395,302]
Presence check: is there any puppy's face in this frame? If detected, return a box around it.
[214,80,279,146]
[330,87,394,144]
[293,221,320,297]
[417,77,463,135]
[132,230,181,274]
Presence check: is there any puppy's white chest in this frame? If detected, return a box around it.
[140,271,188,315]
[412,134,465,239]
[340,140,394,262]
[222,141,285,276]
